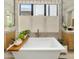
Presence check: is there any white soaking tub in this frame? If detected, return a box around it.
[12,37,65,59]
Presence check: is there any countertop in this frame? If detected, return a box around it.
[62,28,74,33]
[4,26,16,33]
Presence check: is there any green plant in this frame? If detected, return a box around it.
[18,33,24,39]
[18,30,31,40]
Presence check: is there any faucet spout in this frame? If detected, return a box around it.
[36,29,39,37]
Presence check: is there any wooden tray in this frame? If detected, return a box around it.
[7,37,29,51]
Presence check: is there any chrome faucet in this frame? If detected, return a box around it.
[36,29,39,37]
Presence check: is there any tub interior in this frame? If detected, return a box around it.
[21,37,64,50]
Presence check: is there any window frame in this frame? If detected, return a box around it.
[46,4,58,16]
[33,4,46,16]
[19,3,33,16]
[19,4,58,16]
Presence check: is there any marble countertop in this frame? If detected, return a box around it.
[4,26,16,33]
[62,28,74,33]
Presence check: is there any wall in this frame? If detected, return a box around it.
[18,0,59,32]
[4,0,65,38]
[17,0,61,33]
[18,16,59,33]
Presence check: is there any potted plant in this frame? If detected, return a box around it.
[18,30,31,40]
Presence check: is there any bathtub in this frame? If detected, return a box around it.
[12,37,64,59]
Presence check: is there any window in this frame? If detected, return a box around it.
[33,5,45,16]
[20,4,33,16]
[46,5,57,16]
[19,4,58,16]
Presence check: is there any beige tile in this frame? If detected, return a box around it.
[67,52,74,59]
[4,52,15,59]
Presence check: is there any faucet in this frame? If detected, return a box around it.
[36,29,40,37]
